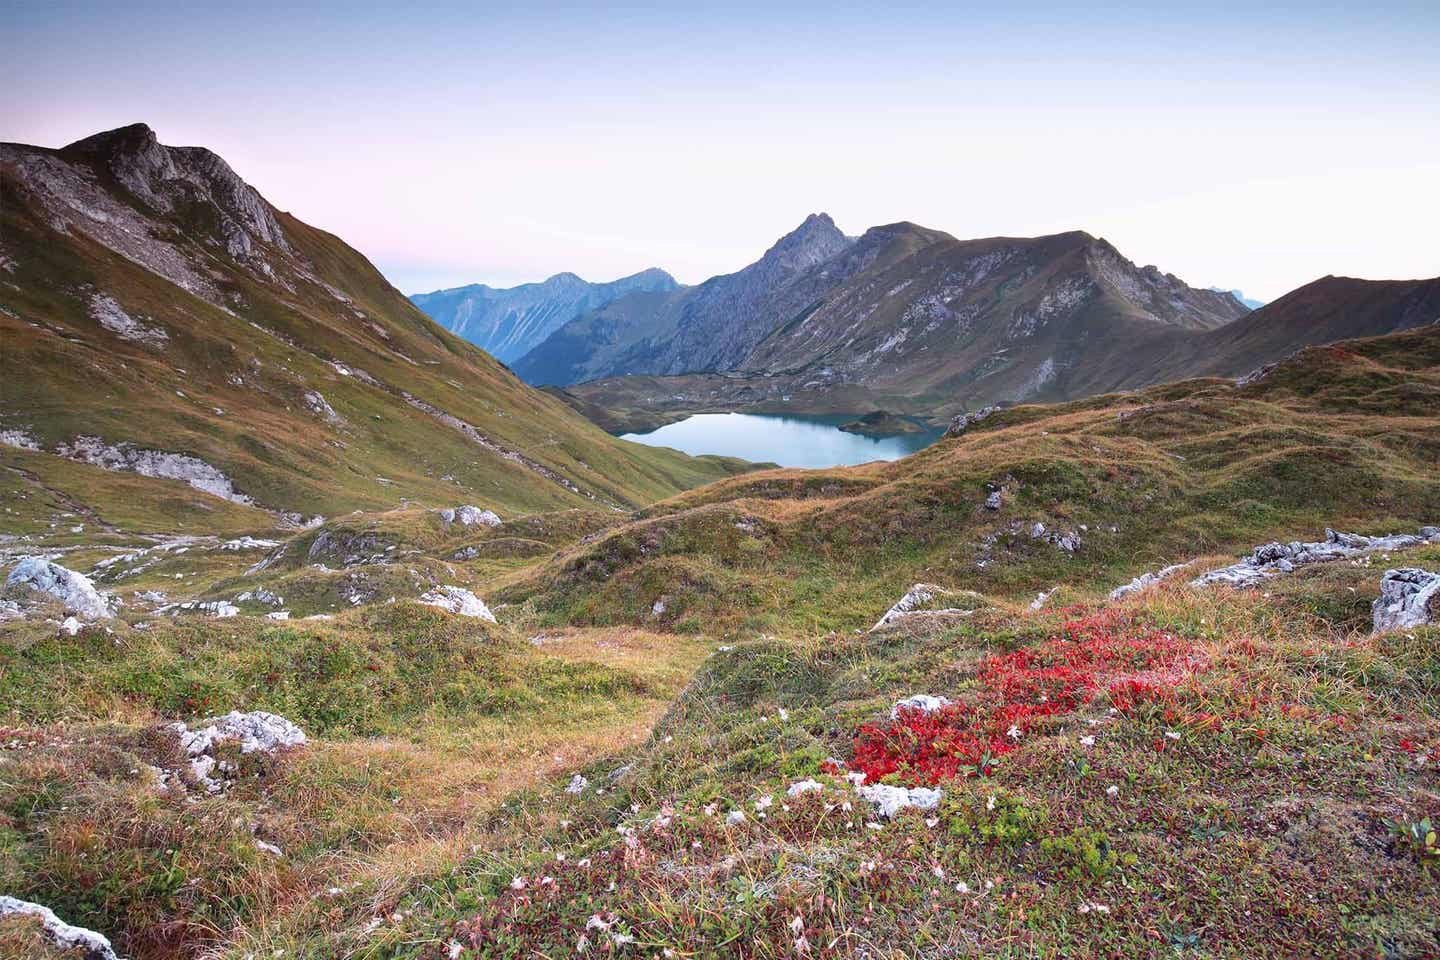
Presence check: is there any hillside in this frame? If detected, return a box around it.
[0,125,752,526]
[410,268,678,364]
[3,321,1438,958]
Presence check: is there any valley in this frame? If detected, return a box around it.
[2,124,1439,960]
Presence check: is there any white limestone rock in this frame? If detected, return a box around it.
[89,293,168,347]
[6,556,113,619]
[0,896,121,960]
[175,710,307,758]
[565,774,589,794]
[787,779,825,798]
[1109,563,1190,601]
[0,428,40,451]
[419,585,497,621]
[55,436,254,505]
[1192,527,1432,589]
[872,583,940,630]
[1372,568,1440,634]
[857,783,944,818]
[439,505,502,527]
[890,694,951,719]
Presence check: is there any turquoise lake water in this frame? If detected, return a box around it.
[620,412,941,468]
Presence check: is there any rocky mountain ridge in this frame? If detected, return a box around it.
[515,214,1255,422]
[410,267,678,364]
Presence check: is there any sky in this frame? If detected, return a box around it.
[4,1,1438,302]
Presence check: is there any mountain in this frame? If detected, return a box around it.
[1211,286,1266,309]
[0,124,751,524]
[1126,274,1440,387]
[549,219,1252,425]
[410,267,678,364]
[512,212,856,385]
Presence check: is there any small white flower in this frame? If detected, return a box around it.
[1079,736,1095,747]
[1165,731,1181,740]
[755,794,774,811]
[790,915,804,935]
[1006,725,1022,740]
[1106,785,1120,798]
[955,881,970,894]
[510,876,527,890]
[931,864,945,879]
[448,941,465,959]
[924,816,939,828]
[577,858,591,867]
[986,795,997,811]
[779,707,789,721]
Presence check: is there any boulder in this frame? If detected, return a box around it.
[439,505,502,528]
[419,585,497,621]
[175,709,307,757]
[0,896,121,960]
[1372,568,1440,634]
[890,694,951,719]
[857,783,944,818]
[6,557,113,619]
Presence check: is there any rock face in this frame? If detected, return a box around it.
[420,585,497,621]
[0,896,121,960]
[1372,568,1440,634]
[6,557,113,619]
[439,505,502,527]
[411,268,679,365]
[513,213,855,386]
[1192,528,1432,588]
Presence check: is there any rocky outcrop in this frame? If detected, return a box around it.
[1372,568,1440,634]
[0,896,121,960]
[1192,528,1435,588]
[166,710,306,794]
[89,293,168,347]
[872,584,943,631]
[420,585,497,621]
[439,505,502,528]
[1109,563,1191,601]
[945,406,999,439]
[6,557,113,619]
[55,436,254,505]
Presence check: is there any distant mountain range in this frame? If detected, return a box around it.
[410,268,677,364]
[513,214,1436,430]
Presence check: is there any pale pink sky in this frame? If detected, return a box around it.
[5,2,1438,300]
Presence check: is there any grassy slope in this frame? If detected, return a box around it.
[1,325,1438,959]
[501,328,1440,638]
[0,149,750,523]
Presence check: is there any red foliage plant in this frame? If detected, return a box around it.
[851,609,1203,785]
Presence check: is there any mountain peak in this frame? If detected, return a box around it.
[61,122,160,158]
[759,213,851,273]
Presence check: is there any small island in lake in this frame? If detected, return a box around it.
[836,410,925,437]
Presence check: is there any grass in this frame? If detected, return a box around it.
[1,324,1438,957]
[0,603,715,959]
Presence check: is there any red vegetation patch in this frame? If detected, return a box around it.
[852,609,1204,785]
